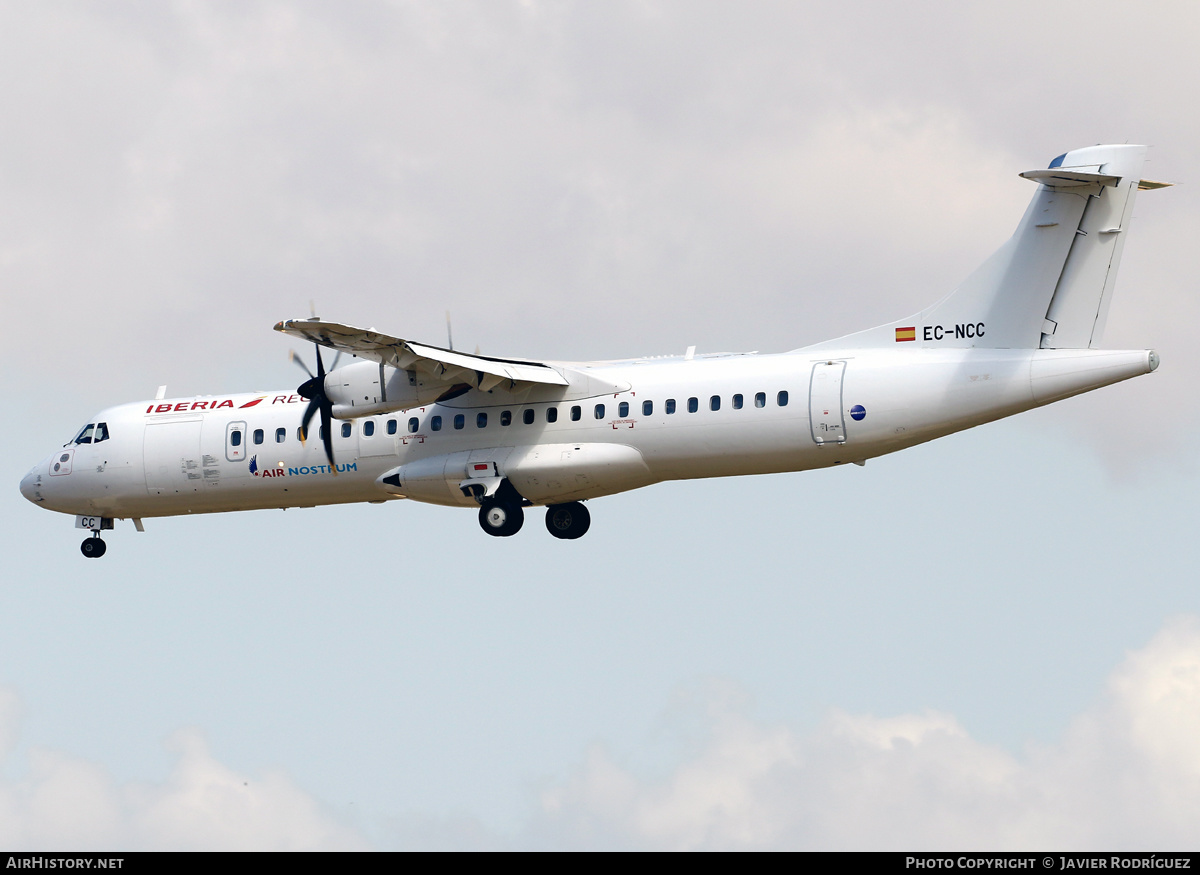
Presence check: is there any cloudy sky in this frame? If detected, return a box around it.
[3,0,1200,850]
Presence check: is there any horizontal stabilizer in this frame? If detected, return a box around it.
[1019,169,1120,188]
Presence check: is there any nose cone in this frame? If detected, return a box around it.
[19,468,42,504]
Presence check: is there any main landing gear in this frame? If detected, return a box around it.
[478,499,525,537]
[81,533,107,558]
[545,502,590,540]
[471,478,591,540]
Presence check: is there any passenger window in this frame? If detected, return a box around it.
[501,410,512,426]
[733,394,743,409]
[75,424,95,444]
[687,397,698,413]
[777,390,789,407]
[363,421,375,437]
[571,405,581,421]
[95,423,110,443]
[755,392,766,408]
[297,427,306,442]
[253,428,264,445]
[642,400,653,416]
[594,404,605,419]
[409,417,419,433]
[666,399,676,415]
[454,414,465,430]
[523,409,535,425]
[387,419,397,435]
[341,422,352,438]
[710,395,720,411]
[230,430,242,447]
[276,427,286,443]
[477,412,488,428]
[618,402,629,418]
[431,415,442,432]
[547,407,558,423]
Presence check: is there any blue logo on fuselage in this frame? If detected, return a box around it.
[849,405,866,421]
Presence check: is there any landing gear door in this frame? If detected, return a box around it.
[809,361,847,445]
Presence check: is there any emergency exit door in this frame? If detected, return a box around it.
[809,361,846,445]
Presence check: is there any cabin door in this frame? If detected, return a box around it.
[809,361,846,445]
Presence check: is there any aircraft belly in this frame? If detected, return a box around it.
[505,443,652,504]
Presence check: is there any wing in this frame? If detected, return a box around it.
[274,319,569,392]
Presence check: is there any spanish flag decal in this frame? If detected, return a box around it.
[895,327,917,342]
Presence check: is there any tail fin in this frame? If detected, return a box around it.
[804,144,1169,352]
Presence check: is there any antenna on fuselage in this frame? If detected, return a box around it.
[445,310,455,351]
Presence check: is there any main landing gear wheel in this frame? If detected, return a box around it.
[478,500,524,537]
[81,536,107,558]
[545,502,590,540]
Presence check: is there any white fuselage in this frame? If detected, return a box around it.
[20,346,1157,522]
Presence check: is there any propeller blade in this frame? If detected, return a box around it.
[300,397,320,445]
[330,350,342,372]
[289,349,315,380]
[320,400,337,474]
[315,343,326,379]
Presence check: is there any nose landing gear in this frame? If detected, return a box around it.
[81,534,107,558]
[76,516,113,558]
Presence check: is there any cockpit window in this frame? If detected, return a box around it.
[95,422,109,443]
[74,424,95,444]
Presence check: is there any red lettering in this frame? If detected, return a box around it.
[191,401,209,410]
[215,400,234,409]
[273,396,288,404]
[155,404,173,413]
[173,402,189,412]
[289,394,300,403]
[146,405,154,414]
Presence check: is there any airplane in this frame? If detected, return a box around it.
[20,144,1172,557]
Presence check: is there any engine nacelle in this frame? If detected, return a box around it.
[325,360,451,419]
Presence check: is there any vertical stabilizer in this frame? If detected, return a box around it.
[1038,145,1147,349]
[803,145,1158,352]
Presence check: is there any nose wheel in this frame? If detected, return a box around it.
[81,534,107,558]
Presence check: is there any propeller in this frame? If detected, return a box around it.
[291,344,342,474]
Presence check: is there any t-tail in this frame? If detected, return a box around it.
[805,144,1172,352]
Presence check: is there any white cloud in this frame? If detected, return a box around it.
[0,699,367,850]
[526,617,1200,850]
